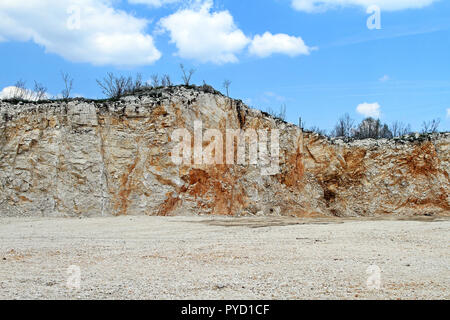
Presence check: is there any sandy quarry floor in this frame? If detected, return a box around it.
[0,215,448,300]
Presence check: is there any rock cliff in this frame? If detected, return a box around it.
[0,86,448,217]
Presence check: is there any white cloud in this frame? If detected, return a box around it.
[0,0,161,67]
[159,0,250,63]
[0,87,16,99]
[447,108,450,118]
[0,86,49,101]
[159,1,314,63]
[249,32,314,58]
[356,102,381,118]
[379,75,390,82]
[291,0,438,12]
[128,0,181,7]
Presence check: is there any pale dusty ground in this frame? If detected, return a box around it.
[0,216,449,300]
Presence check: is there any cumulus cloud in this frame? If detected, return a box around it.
[291,0,438,12]
[128,0,181,7]
[159,0,250,63]
[249,32,314,58]
[0,0,161,67]
[356,102,381,118]
[159,1,314,63]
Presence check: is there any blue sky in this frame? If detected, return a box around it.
[0,0,449,132]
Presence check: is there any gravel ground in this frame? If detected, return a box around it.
[0,216,448,300]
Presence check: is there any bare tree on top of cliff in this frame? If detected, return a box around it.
[266,104,287,121]
[133,73,143,91]
[161,74,173,87]
[390,121,412,137]
[10,80,45,101]
[33,81,47,101]
[421,119,440,134]
[309,126,328,136]
[60,72,73,99]
[96,73,143,99]
[12,80,32,100]
[354,117,392,139]
[332,113,355,138]
[150,74,160,87]
[180,64,195,85]
[223,79,231,97]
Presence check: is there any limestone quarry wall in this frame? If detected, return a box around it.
[0,87,449,217]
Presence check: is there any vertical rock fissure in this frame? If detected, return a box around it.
[97,112,110,217]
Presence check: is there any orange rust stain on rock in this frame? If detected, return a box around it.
[152,105,168,117]
[343,148,367,173]
[397,185,450,212]
[182,167,246,215]
[153,173,178,189]
[185,169,210,198]
[403,142,439,176]
[114,156,140,215]
[173,104,186,128]
[279,147,304,188]
[18,196,32,202]
[218,118,227,132]
[157,192,181,216]
[398,195,450,212]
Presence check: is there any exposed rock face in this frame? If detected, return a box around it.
[0,86,449,217]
